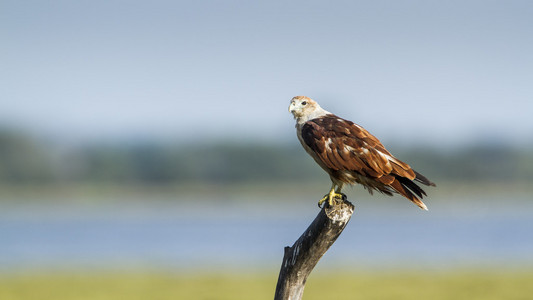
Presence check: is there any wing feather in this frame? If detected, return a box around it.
[301,115,397,178]
[300,114,434,209]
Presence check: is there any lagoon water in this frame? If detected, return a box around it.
[1,191,532,271]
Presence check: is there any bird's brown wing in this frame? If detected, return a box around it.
[301,114,435,209]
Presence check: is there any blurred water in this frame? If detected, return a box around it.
[1,194,532,271]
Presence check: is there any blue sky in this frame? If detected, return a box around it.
[2,1,532,146]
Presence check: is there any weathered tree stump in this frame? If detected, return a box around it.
[274,198,355,300]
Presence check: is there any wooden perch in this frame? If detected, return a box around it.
[274,198,355,300]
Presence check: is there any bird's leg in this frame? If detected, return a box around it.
[318,183,345,207]
[318,184,334,207]
[334,184,346,201]
[329,184,346,206]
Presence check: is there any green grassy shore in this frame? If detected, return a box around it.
[1,270,532,300]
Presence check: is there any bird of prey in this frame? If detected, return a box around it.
[289,96,435,210]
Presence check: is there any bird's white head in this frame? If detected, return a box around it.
[289,96,329,123]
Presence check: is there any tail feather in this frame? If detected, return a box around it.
[393,170,435,210]
[389,178,428,210]
[396,176,427,198]
[413,170,436,187]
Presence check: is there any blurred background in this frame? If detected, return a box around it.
[1,1,532,299]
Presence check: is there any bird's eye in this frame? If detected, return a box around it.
[302,101,307,105]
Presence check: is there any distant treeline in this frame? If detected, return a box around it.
[1,130,532,184]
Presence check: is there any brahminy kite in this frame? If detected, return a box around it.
[289,96,435,210]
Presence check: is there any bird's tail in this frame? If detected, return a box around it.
[390,172,435,210]
[413,170,436,187]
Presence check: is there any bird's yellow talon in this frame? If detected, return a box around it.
[318,187,345,207]
[328,192,345,206]
[318,195,328,208]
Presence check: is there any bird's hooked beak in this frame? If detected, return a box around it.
[288,102,296,114]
